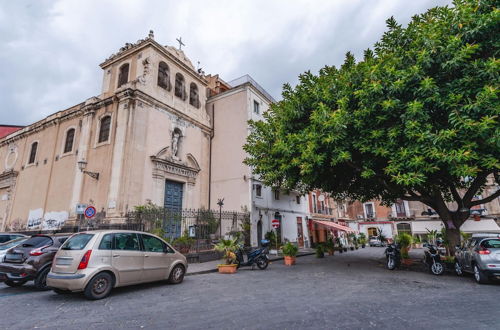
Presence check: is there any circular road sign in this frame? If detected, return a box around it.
[272,219,280,229]
[84,206,96,219]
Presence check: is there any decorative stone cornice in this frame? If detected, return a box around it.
[151,156,200,181]
[0,170,18,189]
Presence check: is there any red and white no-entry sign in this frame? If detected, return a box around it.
[272,219,280,229]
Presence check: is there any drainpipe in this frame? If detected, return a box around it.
[208,103,214,209]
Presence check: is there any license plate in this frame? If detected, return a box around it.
[5,253,22,262]
[56,257,73,266]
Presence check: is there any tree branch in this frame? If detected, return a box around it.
[463,171,489,206]
[469,189,500,207]
[447,184,462,204]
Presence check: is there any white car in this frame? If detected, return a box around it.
[369,237,384,247]
[0,237,29,261]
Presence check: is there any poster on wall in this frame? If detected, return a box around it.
[42,211,69,230]
[27,208,43,230]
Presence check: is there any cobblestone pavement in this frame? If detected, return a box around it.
[0,247,498,330]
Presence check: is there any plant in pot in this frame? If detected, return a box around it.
[214,238,239,274]
[315,243,325,258]
[358,233,367,248]
[173,231,195,254]
[396,233,413,266]
[282,242,299,266]
[325,238,335,256]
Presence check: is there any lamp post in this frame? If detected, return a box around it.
[77,160,99,180]
[217,198,224,239]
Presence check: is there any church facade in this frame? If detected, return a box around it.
[0,32,213,231]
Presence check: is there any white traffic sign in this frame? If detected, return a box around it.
[272,219,280,229]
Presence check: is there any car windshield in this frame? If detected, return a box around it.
[22,236,53,248]
[481,239,500,249]
[0,238,28,250]
[61,234,94,250]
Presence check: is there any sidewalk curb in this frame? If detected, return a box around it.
[186,252,315,276]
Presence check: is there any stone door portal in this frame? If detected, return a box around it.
[164,180,183,238]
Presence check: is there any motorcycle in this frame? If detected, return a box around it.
[235,239,270,270]
[384,243,401,270]
[423,244,445,275]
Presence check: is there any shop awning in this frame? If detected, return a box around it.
[411,220,444,234]
[313,220,358,233]
[460,219,500,233]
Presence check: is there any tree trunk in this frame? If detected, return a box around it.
[435,209,468,255]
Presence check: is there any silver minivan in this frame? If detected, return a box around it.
[47,230,187,299]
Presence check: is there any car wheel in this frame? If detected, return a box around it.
[34,267,51,290]
[168,264,185,284]
[454,261,463,276]
[84,272,113,300]
[4,279,27,287]
[473,265,490,284]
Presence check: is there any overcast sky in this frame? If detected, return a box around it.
[0,0,452,126]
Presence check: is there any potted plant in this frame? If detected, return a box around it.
[315,243,325,258]
[325,238,335,256]
[396,233,413,266]
[214,238,239,274]
[358,233,367,248]
[173,231,195,254]
[282,242,299,266]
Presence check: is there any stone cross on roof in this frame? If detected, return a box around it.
[176,37,185,50]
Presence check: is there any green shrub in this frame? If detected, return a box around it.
[281,242,299,257]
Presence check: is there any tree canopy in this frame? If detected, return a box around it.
[244,0,499,236]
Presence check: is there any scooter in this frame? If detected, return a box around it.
[423,244,445,275]
[235,239,270,270]
[384,243,401,270]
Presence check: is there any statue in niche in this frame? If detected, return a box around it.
[171,129,182,160]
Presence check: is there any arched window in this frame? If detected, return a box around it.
[117,63,129,88]
[174,73,186,100]
[157,62,171,90]
[189,83,200,108]
[28,142,38,164]
[98,116,111,143]
[63,128,75,153]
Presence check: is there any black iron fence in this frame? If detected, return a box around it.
[124,208,251,253]
[16,208,250,256]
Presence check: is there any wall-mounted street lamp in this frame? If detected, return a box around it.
[77,160,99,180]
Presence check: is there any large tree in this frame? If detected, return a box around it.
[245,0,499,251]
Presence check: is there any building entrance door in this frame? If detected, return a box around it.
[164,180,184,239]
[296,217,304,247]
[257,220,263,247]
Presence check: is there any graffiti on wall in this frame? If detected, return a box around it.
[42,211,69,230]
[27,208,43,230]
[27,209,69,230]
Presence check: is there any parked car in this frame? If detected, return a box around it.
[0,237,29,261]
[0,233,27,244]
[454,233,500,284]
[0,234,70,289]
[369,236,384,247]
[47,230,188,300]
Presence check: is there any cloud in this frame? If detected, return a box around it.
[0,0,452,125]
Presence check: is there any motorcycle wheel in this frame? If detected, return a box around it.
[454,261,463,276]
[430,262,444,275]
[387,256,396,270]
[256,257,269,270]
